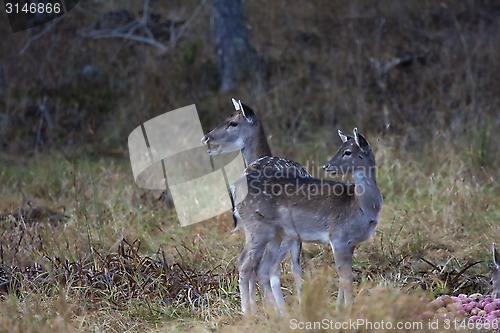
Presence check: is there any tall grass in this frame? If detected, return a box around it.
[0,132,498,331]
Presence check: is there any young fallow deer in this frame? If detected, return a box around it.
[234,127,382,314]
[201,99,309,313]
[493,243,500,298]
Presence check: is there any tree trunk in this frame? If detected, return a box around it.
[0,61,5,97]
[211,0,256,92]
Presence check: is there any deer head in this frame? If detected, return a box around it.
[323,128,376,177]
[201,98,261,156]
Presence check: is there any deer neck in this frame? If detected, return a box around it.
[241,124,272,165]
[353,168,382,216]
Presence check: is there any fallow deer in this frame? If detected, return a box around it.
[234,128,382,313]
[201,99,309,312]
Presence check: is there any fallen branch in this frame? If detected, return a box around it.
[81,0,167,52]
[84,29,168,52]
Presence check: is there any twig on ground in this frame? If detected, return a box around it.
[20,17,64,55]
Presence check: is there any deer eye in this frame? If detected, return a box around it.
[229,121,238,127]
[343,150,352,156]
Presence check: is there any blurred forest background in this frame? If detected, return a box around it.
[0,1,499,332]
[0,0,498,159]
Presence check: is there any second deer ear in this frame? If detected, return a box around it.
[493,243,500,269]
[239,100,255,123]
[338,130,349,143]
[353,127,369,149]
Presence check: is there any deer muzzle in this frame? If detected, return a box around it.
[201,135,222,155]
[323,164,338,175]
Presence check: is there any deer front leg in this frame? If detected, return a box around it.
[239,254,266,314]
[238,249,251,314]
[244,235,275,313]
[248,270,258,313]
[255,244,275,306]
[240,222,275,315]
[331,242,354,310]
[267,236,287,314]
[272,237,302,304]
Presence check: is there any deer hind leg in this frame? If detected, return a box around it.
[289,239,302,302]
[330,242,354,310]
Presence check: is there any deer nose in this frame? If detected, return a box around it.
[323,164,338,175]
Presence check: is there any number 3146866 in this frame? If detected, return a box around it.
[5,2,61,14]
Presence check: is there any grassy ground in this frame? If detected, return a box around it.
[0,133,498,332]
[1,0,500,332]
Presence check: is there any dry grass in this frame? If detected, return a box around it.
[0,136,498,332]
[0,0,499,332]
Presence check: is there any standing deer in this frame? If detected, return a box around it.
[235,127,382,313]
[201,99,309,313]
[493,243,500,298]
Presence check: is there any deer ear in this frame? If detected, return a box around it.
[239,100,255,123]
[232,98,240,111]
[338,130,348,143]
[232,98,254,122]
[353,128,361,147]
[353,127,369,149]
[493,243,500,269]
